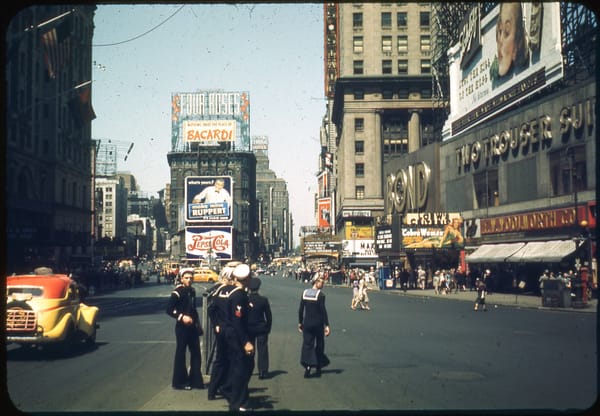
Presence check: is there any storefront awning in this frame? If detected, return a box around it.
[465,242,526,263]
[505,240,577,263]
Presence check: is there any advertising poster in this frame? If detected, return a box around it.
[342,240,376,257]
[183,119,237,145]
[185,176,233,223]
[171,90,250,151]
[447,3,562,136]
[318,197,331,228]
[402,214,465,249]
[185,226,233,260]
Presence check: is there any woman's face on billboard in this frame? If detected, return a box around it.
[496,3,519,77]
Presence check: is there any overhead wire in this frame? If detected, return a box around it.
[92,4,185,47]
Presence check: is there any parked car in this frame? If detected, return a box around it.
[193,268,219,283]
[6,268,100,352]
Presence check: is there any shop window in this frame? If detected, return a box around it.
[549,146,587,196]
[421,59,431,74]
[353,89,364,99]
[507,159,537,203]
[474,169,498,209]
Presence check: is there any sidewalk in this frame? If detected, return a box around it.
[375,285,597,313]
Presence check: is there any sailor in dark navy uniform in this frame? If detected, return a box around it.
[206,261,240,401]
[298,274,330,378]
[210,263,254,411]
[247,277,272,379]
[166,268,204,390]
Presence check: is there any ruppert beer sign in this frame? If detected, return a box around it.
[184,176,233,223]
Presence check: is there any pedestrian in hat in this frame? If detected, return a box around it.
[474,278,487,311]
[207,261,240,401]
[216,263,254,411]
[166,268,204,390]
[247,277,272,379]
[298,274,330,378]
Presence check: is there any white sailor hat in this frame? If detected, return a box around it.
[232,263,251,281]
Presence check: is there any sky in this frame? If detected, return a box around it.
[91,3,325,237]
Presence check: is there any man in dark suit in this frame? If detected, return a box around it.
[247,277,272,379]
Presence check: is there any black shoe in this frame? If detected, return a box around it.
[314,368,322,377]
[304,366,311,378]
[191,384,205,390]
[258,371,268,379]
[173,385,191,390]
[207,393,216,400]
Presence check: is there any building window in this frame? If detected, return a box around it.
[397,12,407,28]
[397,35,408,54]
[382,35,392,53]
[474,170,498,209]
[420,11,430,27]
[355,140,364,154]
[383,139,408,155]
[354,118,364,132]
[353,89,364,100]
[353,36,364,54]
[353,60,364,75]
[382,88,393,99]
[420,59,431,74]
[355,163,365,177]
[549,146,587,196]
[398,59,408,75]
[353,12,363,29]
[356,186,365,200]
[382,60,392,74]
[381,12,392,29]
[420,35,431,53]
[421,89,432,99]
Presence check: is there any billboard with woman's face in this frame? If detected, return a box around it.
[446,3,563,136]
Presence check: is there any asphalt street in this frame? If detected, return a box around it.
[5,273,597,413]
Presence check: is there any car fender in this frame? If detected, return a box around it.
[42,311,76,342]
[77,304,100,336]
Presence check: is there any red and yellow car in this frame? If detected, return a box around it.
[6,269,99,351]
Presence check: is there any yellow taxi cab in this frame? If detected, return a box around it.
[193,268,219,283]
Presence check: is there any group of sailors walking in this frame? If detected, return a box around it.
[166,261,331,411]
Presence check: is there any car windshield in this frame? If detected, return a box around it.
[7,287,44,297]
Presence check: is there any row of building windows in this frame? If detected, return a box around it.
[352,87,432,100]
[352,59,431,75]
[352,35,430,54]
[352,11,430,30]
